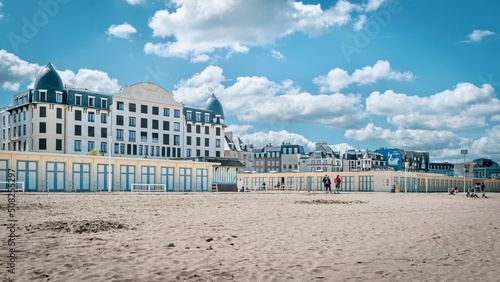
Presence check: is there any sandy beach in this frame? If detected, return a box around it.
[1,192,499,282]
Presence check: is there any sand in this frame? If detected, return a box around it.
[1,192,499,282]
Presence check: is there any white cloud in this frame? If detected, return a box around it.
[365,0,385,12]
[345,123,391,140]
[313,60,413,92]
[173,65,365,128]
[124,0,145,5]
[0,50,120,94]
[239,129,316,151]
[366,83,499,130]
[463,29,496,43]
[58,69,120,94]
[353,14,367,31]
[145,0,378,60]
[107,22,137,39]
[0,49,41,91]
[271,50,285,60]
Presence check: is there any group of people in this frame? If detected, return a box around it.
[467,182,487,198]
[323,175,341,194]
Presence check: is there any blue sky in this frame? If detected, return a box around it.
[1,0,499,163]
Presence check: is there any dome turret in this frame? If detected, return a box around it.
[34,62,64,92]
[203,93,224,118]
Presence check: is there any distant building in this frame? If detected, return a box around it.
[306,142,341,172]
[429,162,454,176]
[224,131,254,171]
[280,143,306,172]
[342,149,387,172]
[472,158,500,178]
[374,148,429,172]
[253,145,281,173]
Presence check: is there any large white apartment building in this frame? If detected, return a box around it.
[0,63,226,159]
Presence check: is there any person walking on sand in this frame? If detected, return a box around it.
[322,175,328,193]
[326,176,332,193]
[334,175,341,194]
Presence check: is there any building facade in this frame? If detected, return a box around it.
[0,63,225,160]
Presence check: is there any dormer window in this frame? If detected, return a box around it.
[187,111,192,120]
[88,96,95,107]
[39,90,47,101]
[75,94,82,105]
[101,98,107,109]
[196,112,201,121]
[56,91,63,103]
[205,113,210,122]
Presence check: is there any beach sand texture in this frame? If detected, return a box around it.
[1,192,499,282]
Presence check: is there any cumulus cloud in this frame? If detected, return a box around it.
[0,49,120,94]
[463,29,497,43]
[173,65,365,129]
[107,22,137,39]
[365,0,385,12]
[0,49,42,91]
[58,69,120,93]
[366,83,499,130]
[145,0,381,61]
[313,60,413,92]
[271,50,285,60]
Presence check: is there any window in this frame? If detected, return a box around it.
[88,126,94,137]
[75,110,82,121]
[216,139,221,148]
[196,125,201,134]
[129,131,136,142]
[141,118,147,128]
[100,142,107,153]
[56,123,62,134]
[205,150,209,157]
[114,143,119,154]
[116,115,124,126]
[56,108,62,119]
[101,98,107,108]
[187,124,191,133]
[56,92,63,103]
[141,132,147,142]
[39,90,47,101]
[152,133,159,143]
[117,101,124,110]
[187,136,192,145]
[205,113,210,122]
[74,140,81,151]
[152,120,159,129]
[120,144,125,154]
[56,139,62,151]
[163,108,170,116]
[88,141,94,151]
[75,94,82,105]
[88,97,95,107]
[101,113,107,123]
[40,106,46,117]
[75,125,82,136]
[163,134,169,145]
[101,128,107,138]
[196,112,201,121]
[39,138,47,150]
[23,125,26,135]
[88,112,95,122]
[187,111,192,120]
[216,127,221,136]
[174,122,180,132]
[39,122,46,133]
[163,121,169,130]
[129,117,136,126]
[174,109,180,118]
[196,137,201,146]
[174,135,180,145]
[187,149,191,157]
[205,126,209,134]
[129,103,136,112]
[117,129,124,141]
[141,105,148,114]
[152,106,159,115]
[205,138,209,146]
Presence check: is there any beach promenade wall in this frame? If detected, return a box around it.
[238,171,500,193]
[0,151,219,192]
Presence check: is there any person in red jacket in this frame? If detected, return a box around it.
[334,175,341,194]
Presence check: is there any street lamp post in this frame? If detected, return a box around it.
[461,149,468,193]
[108,109,112,192]
[404,161,409,193]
